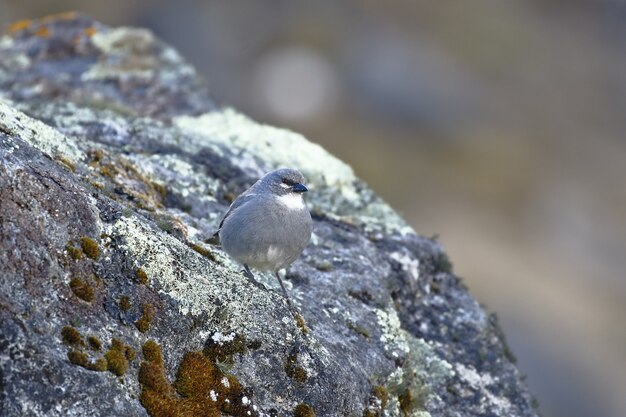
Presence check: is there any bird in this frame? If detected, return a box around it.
[214,168,313,317]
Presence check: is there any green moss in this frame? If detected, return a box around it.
[139,361,179,417]
[89,358,108,372]
[66,244,83,260]
[67,350,88,367]
[138,341,257,417]
[152,181,168,199]
[67,350,107,372]
[293,403,315,417]
[69,278,95,302]
[89,149,106,162]
[284,351,308,383]
[80,237,100,259]
[61,326,83,346]
[372,385,388,409]
[190,242,217,262]
[143,340,163,365]
[295,313,308,335]
[125,345,137,361]
[136,268,149,285]
[398,389,414,417]
[247,340,262,350]
[105,352,126,376]
[87,335,102,351]
[55,154,76,172]
[136,303,155,333]
[105,338,130,376]
[203,333,248,365]
[174,351,220,397]
[119,295,132,311]
[363,385,388,416]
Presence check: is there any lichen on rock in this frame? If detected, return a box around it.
[0,13,539,417]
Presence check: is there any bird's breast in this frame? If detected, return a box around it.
[276,193,305,211]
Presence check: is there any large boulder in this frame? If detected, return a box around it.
[0,14,539,417]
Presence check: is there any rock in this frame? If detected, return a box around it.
[0,13,539,417]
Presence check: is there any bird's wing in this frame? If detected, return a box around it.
[213,191,257,237]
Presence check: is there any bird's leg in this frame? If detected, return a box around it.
[275,272,307,332]
[241,264,266,290]
[242,264,254,279]
[274,272,295,313]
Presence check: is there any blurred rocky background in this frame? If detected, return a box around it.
[1,1,625,417]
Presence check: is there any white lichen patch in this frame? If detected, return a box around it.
[0,100,83,164]
[90,27,155,53]
[133,153,221,200]
[84,28,158,81]
[375,306,410,355]
[174,108,414,235]
[211,331,236,345]
[455,363,512,414]
[105,215,279,345]
[0,35,14,48]
[381,328,454,417]
[0,35,30,74]
[175,109,355,188]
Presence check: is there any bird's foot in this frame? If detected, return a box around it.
[241,265,266,290]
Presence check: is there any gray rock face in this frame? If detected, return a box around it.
[0,14,539,417]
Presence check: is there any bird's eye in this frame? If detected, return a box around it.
[282,178,295,186]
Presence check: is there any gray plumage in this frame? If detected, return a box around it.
[215,168,312,315]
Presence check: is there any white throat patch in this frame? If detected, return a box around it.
[277,193,305,211]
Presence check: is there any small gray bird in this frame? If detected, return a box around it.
[215,168,313,315]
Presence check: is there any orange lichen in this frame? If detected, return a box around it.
[35,26,50,37]
[84,27,97,37]
[6,20,31,33]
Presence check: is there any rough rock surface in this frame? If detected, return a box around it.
[0,14,539,417]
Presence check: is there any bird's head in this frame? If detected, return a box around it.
[261,168,308,197]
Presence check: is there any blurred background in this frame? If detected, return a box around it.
[2,1,625,416]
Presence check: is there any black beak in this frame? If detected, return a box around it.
[292,183,308,193]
